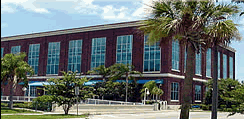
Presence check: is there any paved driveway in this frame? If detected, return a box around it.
[88,111,244,119]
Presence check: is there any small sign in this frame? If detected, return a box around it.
[75,86,79,95]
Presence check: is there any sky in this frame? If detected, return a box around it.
[1,0,244,81]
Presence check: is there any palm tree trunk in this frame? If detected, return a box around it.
[125,73,128,102]
[211,45,218,119]
[180,42,195,119]
[9,81,14,109]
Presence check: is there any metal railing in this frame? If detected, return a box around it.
[1,96,37,102]
[83,98,144,105]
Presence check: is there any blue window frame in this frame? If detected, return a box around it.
[68,40,82,73]
[1,48,4,58]
[229,57,233,79]
[206,48,211,77]
[143,35,161,72]
[223,54,227,79]
[171,82,179,100]
[46,42,60,75]
[91,37,106,69]
[28,44,40,75]
[172,40,179,70]
[195,85,201,101]
[116,35,133,65]
[218,52,220,79]
[11,46,21,54]
[25,86,36,97]
[195,49,201,75]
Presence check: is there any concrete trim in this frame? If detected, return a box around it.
[27,73,208,82]
[1,21,144,41]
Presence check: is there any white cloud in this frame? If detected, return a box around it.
[101,5,133,21]
[132,0,157,18]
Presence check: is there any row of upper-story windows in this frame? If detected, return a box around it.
[173,40,234,79]
[1,35,234,77]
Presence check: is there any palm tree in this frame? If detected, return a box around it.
[111,63,141,102]
[140,81,164,103]
[138,1,241,119]
[1,52,34,109]
[87,65,112,100]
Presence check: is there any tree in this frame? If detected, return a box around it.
[1,52,34,109]
[87,65,112,100]
[44,71,94,115]
[110,63,141,102]
[140,81,164,103]
[204,78,244,116]
[138,1,241,119]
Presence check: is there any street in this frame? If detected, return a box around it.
[88,111,244,119]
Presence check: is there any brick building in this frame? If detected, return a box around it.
[1,20,235,106]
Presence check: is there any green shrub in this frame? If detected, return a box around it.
[1,103,8,107]
[32,95,53,111]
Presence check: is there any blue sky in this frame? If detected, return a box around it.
[1,0,244,81]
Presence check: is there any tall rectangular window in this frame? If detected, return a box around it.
[1,48,4,58]
[116,35,133,65]
[195,49,201,75]
[143,35,161,72]
[195,85,201,101]
[223,54,227,79]
[46,42,60,75]
[11,46,21,54]
[28,44,40,75]
[25,86,36,97]
[229,57,233,79]
[91,37,106,69]
[218,52,220,79]
[171,82,179,100]
[184,47,187,72]
[68,40,82,73]
[172,40,179,70]
[206,48,211,77]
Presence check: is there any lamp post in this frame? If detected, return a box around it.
[22,87,27,101]
[144,88,150,105]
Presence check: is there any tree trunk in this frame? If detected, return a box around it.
[211,45,218,119]
[9,81,14,109]
[125,73,128,102]
[180,42,195,119]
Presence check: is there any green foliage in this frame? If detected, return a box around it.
[44,71,94,115]
[140,81,164,99]
[204,78,244,115]
[32,95,54,111]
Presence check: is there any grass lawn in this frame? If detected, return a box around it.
[1,107,41,114]
[1,114,88,119]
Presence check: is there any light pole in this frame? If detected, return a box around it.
[22,87,27,101]
[144,88,150,105]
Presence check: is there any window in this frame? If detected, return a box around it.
[1,48,4,58]
[25,86,36,97]
[28,44,40,75]
[223,54,227,79]
[91,37,106,69]
[195,49,201,75]
[116,35,133,65]
[229,57,233,79]
[171,82,179,100]
[184,47,187,72]
[68,40,82,73]
[206,48,211,77]
[195,85,201,101]
[46,42,60,75]
[218,52,220,79]
[143,35,161,72]
[11,46,21,54]
[172,40,179,70]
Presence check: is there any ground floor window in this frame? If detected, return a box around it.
[25,86,37,97]
[171,82,179,101]
[195,85,201,101]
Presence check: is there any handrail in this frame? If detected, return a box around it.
[1,96,37,102]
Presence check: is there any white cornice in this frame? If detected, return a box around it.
[27,73,208,82]
[1,21,143,42]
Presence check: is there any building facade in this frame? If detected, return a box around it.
[1,21,235,105]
